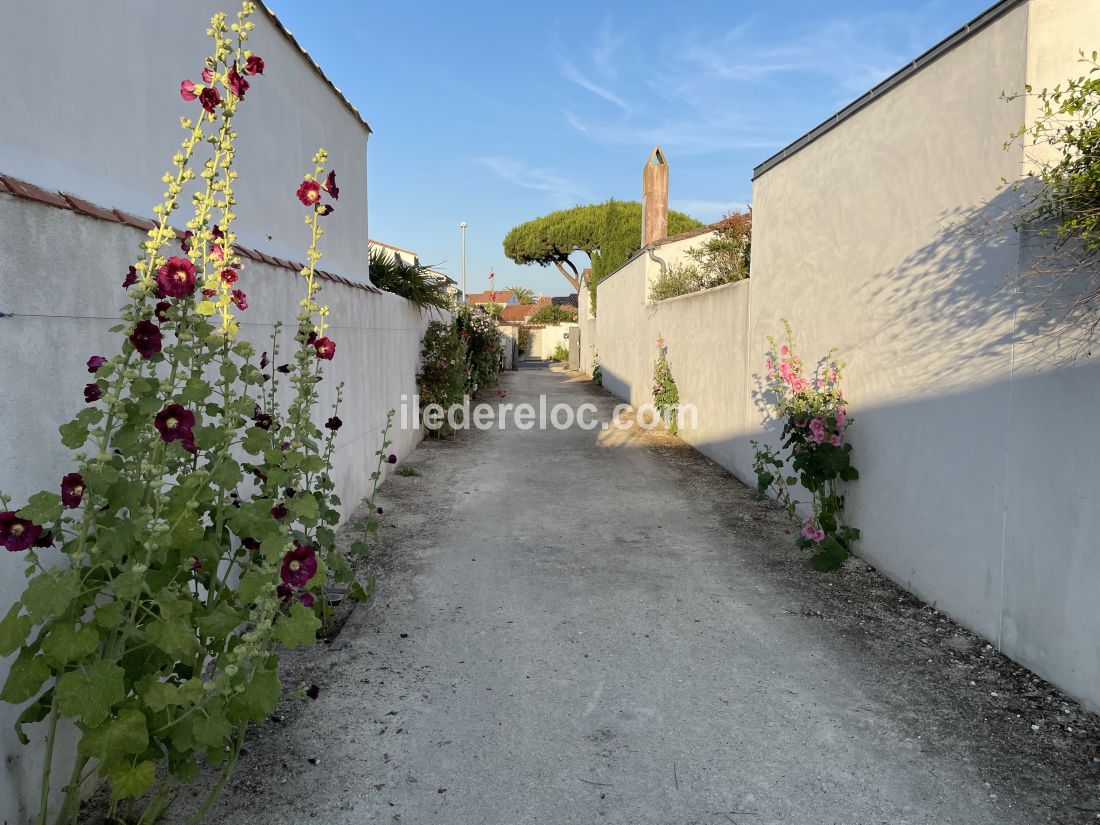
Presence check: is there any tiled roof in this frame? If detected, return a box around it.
[467,289,515,305]
[552,294,579,308]
[0,172,380,293]
[499,296,551,323]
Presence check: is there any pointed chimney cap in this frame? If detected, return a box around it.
[646,146,667,166]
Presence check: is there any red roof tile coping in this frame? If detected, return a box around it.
[0,170,380,294]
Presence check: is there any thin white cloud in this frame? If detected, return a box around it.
[559,60,631,112]
[473,156,589,206]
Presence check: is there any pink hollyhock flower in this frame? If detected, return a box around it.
[156,257,197,298]
[84,383,102,403]
[129,321,163,359]
[244,55,265,75]
[296,180,321,206]
[780,345,789,356]
[87,355,107,373]
[808,418,826,444]
[154,404,196,453]
[201,67,214,84]
[313,337,335,360]
[123,266,138,288]
[210,244,225,262]
[830,434,842,446]
[231,289,248,310]
[765,359,773,370]
[180,79,197,101]
[0,512,43,552]
[227,63,249,99]
[199,86,221,112]
[61,472,85,508]
[836,408,847,433]
[790,379,806,394]
[323,170,339,200]
[280,543,318,587]
[801,517,825,544]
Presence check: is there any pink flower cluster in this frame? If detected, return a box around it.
[801,517,825,544]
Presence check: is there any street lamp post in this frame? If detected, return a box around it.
[459,221,468,303]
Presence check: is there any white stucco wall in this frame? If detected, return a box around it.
[530,323,573,360]
[0,0,371,277]
[595,0,1100,712]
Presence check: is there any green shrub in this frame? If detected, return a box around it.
[369,248,452,312]
[652,342,680,433]
[455,305,501,393]
[418,320,467,437]
[529,304,577,325]
[549,343,569,362]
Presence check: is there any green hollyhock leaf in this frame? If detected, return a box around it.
[290,493,320,524]
[274,603,321,649]
[209,459,243,488]
[349,541,371,557]
[349,577,375,604]
[56,661,125,726]
[142,681,183,713]
[242,427,269,456]
[94,601,126,630]
[198,603,243,643]
[19,491,63,525]
[0,603,32,657]
[0,650,50,704]
[147,618,199,659]
[59,408,103,449]
[236,569,269,606]
[42,622,100,667]
[191,708,232,747]
[22,570,80,624]
[79,708,149,765]
[109,760,156,800]
[111,568,145,600]
[228,667,280,723]
[15,690,53,745]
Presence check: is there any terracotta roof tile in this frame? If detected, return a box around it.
[62,193,121,223]
[112,209,157,231]
[1,175,71,209]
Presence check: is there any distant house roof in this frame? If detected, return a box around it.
[499,296,551,323]
[368,239,417,256]
[260,3,371,134]
[552,294,579,308]
[467,289,516,306]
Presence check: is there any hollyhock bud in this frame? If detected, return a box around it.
[87,355,107,373]
[298,592,315,608]
[191,557,202,571]
[325,416,342,431]
[156,256,197,298]
[296,180,321,206]
[231,289,248,310]
[84,383,102,403]
[154,404,197,454]
[61,472,86,508]
[129,320,163,359]
[323,170,339,200]
[180,230,193,253]
[0,512,43,552]
[313,337,335,360]
[180,79,197,101]
[280,543,317,587]
[199,86,221,112]
[202,289,216,298]
[123,265,138,288]
[244,55,265,75]
[260,351,269,369]
[277,363,291,374]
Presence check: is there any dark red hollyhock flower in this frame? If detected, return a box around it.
[284,488,296,498]
[84,383,102,403]
[33,531,54,548]
[219,267,238,285]
[156,256,197,298]
[260,351,269,369]
[280,441,291,451]
[180,79,197,101]
[199,86,221,112]
[0,512,43,552]
[180,230,193,252]
[154,301,171,322]
[228,63,249,99]
[280,543,317,587]
[60,473,86,508]
[306,330,318,346]
[154,404,197,454]
[317,204,334,217]
[313,337,335,360]
[123,266,138,288]
[376,507,383,515]
[276,583,293,601]
[276,363,291,374]
[325,415,342,431]
[191,556,202,571]
[387,454,397,464]
[249,465,268,483]
[298,592,315,608]
[244,55,264,75]
[242,537,261,551]
[306,684,320,700]
[296,180,321,206]
[253,411,273,430]
[211,224,224,240]
[231,289,248,310]
[271,502,288,520]
[86,355,107,373]
[323,170,339,200]
[201,288,216,298]
[130,320,163,359]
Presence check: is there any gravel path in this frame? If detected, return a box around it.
[171,366,1100,825]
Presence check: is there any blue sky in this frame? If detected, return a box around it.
[271,0,993,297]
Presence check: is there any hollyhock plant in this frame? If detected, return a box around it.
[129,319,163,358]
[228,63,249,98]
[280,543,317,587]
[296,179,321,206]
[123,265,138,288]
[751,320,859,571]
[154,403,197,453]
[313,337,335,360]
[325,415,342,431]
[221,267,238,285]
[60,472,85,508]
[83,383,102,403]
[199,85,221,112]
[0,511,43,552]
[180,79,198,101]
[231,289,248,310]
[86,355,106,373]
[244,54,264,75]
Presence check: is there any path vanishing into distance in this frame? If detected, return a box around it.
[179,366,1095,825]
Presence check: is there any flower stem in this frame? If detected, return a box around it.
[184,721,248,825]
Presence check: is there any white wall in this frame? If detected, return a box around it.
[595,0,1100,712]
[530,323,572,360]
[0,0,371,278]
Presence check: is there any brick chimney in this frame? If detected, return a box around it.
[641,146,669,247]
